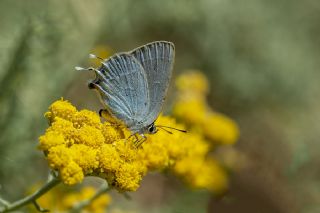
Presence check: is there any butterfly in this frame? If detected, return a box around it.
[76,41,184,144]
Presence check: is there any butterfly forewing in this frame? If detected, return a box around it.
[92,53,150,128]
[130,41,175,125]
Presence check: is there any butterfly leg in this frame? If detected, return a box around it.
[128,133,138,140]
[134,134,147,148]
[124,133,140,147]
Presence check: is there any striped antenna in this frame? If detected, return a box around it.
[89,54,104,61]
[156,125,187,133]
[75,66,96,72]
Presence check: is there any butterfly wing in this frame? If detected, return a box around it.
[130,41,175,125]
[90,53,150,129]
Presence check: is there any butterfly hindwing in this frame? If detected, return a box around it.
[130,41,175,125]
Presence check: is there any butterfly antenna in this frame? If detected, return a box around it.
[156,125,187,133]
[158,126,173,134]
[89,53,104,61]
[75,66,98,72]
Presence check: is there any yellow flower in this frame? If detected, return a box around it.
[175,70,209,95]
[114,162,142,192]
[101,123,122,143]
[60,161,84,185]
[173,99,207,124]
[173,71,239,147]
[98,144,122,172]
[138,140,169,170]
[180,133,209,158]
[203,112,239,145]
[39,98,236,193]
[47,117,77,145]
[70,144,99,174]
[114,139,138,162]
[171,71,240,192]
[45,98,77,123]
[73,109,102,129]
[136,115,185,169]
[39,100,106,186]
[75,125,105,147]
[38,131,65,150]
[47,145,74,169]
[174,157,228,193]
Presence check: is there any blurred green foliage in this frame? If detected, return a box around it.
[0,0,107,198]
[1,0,320,212]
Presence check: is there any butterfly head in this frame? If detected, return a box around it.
[147,122,158,134]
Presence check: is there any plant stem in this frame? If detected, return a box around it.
[0,198,9,207]
[0,176,61,213]
[70,182,110,213]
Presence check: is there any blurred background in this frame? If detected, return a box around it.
[1,0,320,212]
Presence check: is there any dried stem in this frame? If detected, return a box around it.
[70,182,110,213]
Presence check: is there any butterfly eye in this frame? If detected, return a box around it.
[148,125,157,134]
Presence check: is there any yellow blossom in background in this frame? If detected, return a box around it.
[203,112,239,145]
[174,157,228,193]
[173,71,240,146]
[175,70,209,95]
[170,70,242,193]
[28,185,111,213]
[173,99,207,124]
[138,115,229,193]
[63,186,112,213]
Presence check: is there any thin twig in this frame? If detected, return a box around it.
[32,200,49,212]
[0,198,9,207]
[0,176,61,213]
[70,182,110,213]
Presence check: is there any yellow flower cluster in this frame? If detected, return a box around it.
[39,99,143,191]
[39,98,229,193]
[173,70,239,146]
[28,185,111,213]
[168,70,243,192]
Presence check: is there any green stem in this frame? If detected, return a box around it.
[0,176,61,213]
[0,198,9,207]
[70,182,110,213]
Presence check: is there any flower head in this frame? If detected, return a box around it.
[203,112,239,145]
[173,71,240,146]
[40,92,238,194]
[174,157,228,193]
[176,70,209,95]
[45,98,77,123]
[60,161,84,185]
